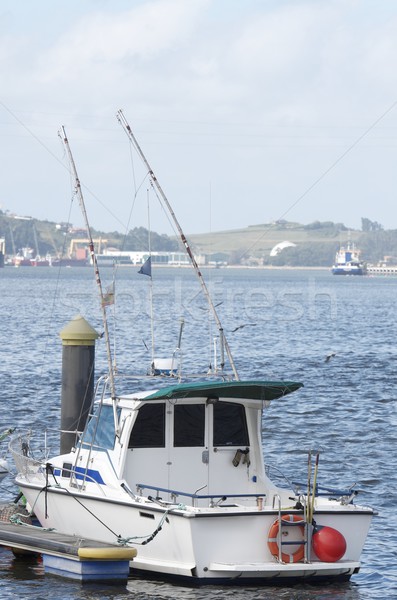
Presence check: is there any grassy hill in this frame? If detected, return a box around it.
[189,221,357,252]
[188,221,364,266]
[1,211,395,267]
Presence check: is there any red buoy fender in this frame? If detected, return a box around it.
[312,525,347,562]
[267,514,305,563]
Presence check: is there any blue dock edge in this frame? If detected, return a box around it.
[42,553,131,582]
[0,519,137,583]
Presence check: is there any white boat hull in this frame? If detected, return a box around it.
[17,480,372,583]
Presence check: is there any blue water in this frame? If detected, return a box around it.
[0,266,396,599]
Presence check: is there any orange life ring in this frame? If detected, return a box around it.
[267,514,306,563]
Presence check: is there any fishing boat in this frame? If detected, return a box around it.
[332,243,366,275]
[10,114,374,585]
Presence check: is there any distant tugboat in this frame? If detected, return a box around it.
[332,242,366,275]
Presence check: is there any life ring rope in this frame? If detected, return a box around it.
[267,514,306,563]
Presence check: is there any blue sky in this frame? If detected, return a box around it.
[1,0,397,235]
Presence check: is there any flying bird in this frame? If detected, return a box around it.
[231,323,256,333]
[325,352,336,363]
[198,301,223,311]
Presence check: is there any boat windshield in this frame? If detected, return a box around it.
[81,404,119,450]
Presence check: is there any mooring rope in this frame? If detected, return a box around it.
[19,476,185,547]
[117,503,186,546]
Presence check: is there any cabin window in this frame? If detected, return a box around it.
[128,403,165,448]
[213,402,249,447]
[174,404,205,447]
[82,404,118,450]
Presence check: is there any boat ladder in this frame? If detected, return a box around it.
[271,494,311,563]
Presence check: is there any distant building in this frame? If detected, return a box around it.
[100,250,206,266]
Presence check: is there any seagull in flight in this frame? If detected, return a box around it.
[325,352,336,363]
[198,301,223,311]
[231,323,256,333]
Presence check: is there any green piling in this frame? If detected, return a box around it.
[59,315,100,455]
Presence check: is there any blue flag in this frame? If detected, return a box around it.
[138,256,152,277]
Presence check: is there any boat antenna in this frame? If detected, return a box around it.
[58,126,118,406]
[116,109,239,381]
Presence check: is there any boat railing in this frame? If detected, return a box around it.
[272,494,283,562]
[9,429,58,481]
[291,480,359,503]
[112,371,234,385]
[136,483,266,508]
[70,375,113,490]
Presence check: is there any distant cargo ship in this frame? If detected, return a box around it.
[332,243,366,275]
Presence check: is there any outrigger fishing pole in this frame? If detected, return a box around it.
[116,109,240,381]
[59,127,119,432]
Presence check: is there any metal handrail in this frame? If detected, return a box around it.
[272,494,282,562]
[70,375,110,490]
[136,483,266,507]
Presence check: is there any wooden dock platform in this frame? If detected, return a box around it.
[0,519,137,582]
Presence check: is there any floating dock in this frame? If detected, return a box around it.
[0,518,137,583]
[367,265,397,276]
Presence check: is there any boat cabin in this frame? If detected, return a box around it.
[79,381,303,508]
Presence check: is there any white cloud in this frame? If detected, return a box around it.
[1,0,397,233]
[37,1,209,82]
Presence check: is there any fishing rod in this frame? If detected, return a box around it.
[310,451,320,524]
[306,450,312,524]
[116,109,240,381]
[306,449,320,525]
[58,127,118,415]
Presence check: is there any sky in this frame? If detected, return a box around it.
[1,0,397,236]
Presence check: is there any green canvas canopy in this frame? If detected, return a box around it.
[144,380,303,402]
